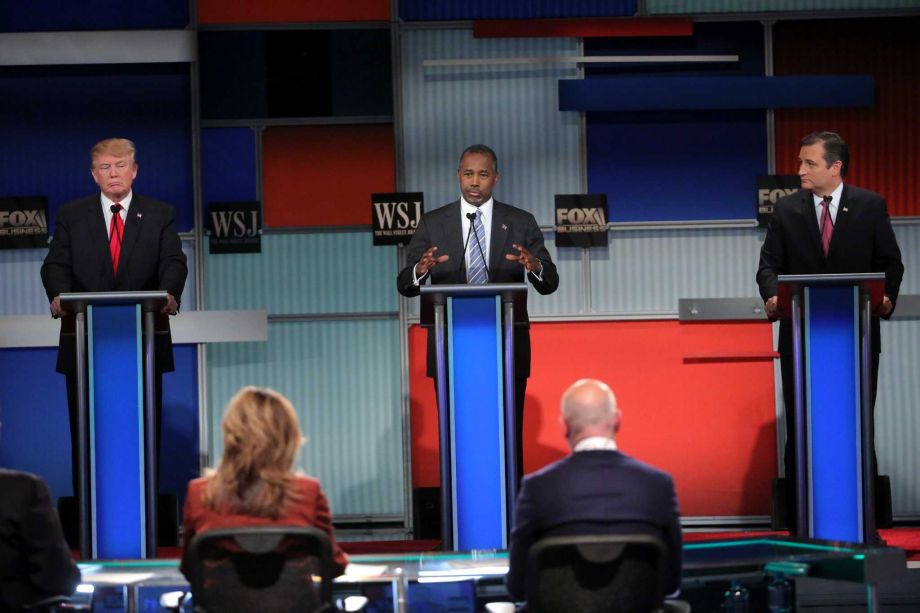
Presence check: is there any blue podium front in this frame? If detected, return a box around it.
[61,291,166,559]
[421,283,527,551]
[778,273,884,543]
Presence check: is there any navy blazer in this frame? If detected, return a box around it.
[505,450,683,600]
[0,469,81,610]
[756,185,903,356]
[396,200,559,378]
[40,193,188,374]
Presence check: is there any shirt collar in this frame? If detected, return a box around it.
[101,191,133,212]
[460,196,493,224]
[812,182,843,210]
[573,436,618,452]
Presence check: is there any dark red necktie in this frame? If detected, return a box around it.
[819,195,833,256]
[109,203,124,274]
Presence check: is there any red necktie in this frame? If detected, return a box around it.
[819,195,833,256]
[109,203,124,274]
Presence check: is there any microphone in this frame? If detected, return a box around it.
[467,211,490,282]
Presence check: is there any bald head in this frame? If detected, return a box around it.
[561,379,621,448]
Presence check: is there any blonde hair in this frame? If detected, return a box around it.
[90,138,136,167]
[204,386,304,518]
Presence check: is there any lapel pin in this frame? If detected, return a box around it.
[502,223,508,231]
[136,213,143,218]
[842,208,848,212]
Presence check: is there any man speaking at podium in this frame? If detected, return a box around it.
[40,138,188,499]
[397,144,559,482]
[757,131,903,533]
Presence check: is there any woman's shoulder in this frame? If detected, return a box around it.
[186,476,210,495]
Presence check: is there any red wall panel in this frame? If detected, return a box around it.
[198,0,389,24]
[262,125,395,227]
[773,17,920,217]
[409,320,778,518]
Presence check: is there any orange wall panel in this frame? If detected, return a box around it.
[774,18,920,217]
[198,0,389,24]
[409,320,778,518]
[262,125,395,227]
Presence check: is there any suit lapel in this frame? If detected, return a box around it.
[444,201,465,276]
[827,185,853,258]
[117,196,143,280]
[85,198,115,284]
[800,190,823,257]
[489,201,512,273]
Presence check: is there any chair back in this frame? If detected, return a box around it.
[525,533,667,613]
[183,526,334,613]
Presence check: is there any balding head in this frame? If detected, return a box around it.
[561,378,621,448]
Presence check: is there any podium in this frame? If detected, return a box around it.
[777,273,885,542]
[420,283,527,551]
[61,291,168,560]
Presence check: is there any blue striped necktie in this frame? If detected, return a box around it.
[467,210,488,284]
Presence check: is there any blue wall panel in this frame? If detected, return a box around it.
[586,109,767,222]
[201,128,258,205]
[400,0,636,20]
[0,65,194,232]
[0,1,188,32]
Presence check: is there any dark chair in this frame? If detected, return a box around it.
[525,534,669,613]
[182,526,336,613]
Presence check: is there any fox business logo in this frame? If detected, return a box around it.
[756,176,801,227]
[207,201,261,254]
[555,207,607,233]
[372,192,423,246]
[0,197,49,249]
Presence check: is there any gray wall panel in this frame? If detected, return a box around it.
[0,238,196,316]
[206,319,404,517]
[204,232,398,315]
[400,28,581,227]
[591,228,764,315]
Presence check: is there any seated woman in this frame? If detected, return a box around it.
[181,386,348,578]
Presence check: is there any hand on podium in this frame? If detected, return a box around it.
[764,296,782,321]
[162,293,179,316]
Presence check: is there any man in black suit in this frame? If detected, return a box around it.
[396,144,559,481]
[505,379,682,602]
[40,138,188,497]
[757,131,904,531]
[0,467,82,610]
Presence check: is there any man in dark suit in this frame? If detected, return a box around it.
[40,138,188,498]
[0,467,82,611]
[396,144,559,481]
[505,379,683,602]
[756,131,904,532]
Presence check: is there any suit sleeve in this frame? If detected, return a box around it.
[20,477,81,598]
[505,476,538,600]
[522,213,558,295]
[870,199,904,316]
[312,486,349,576]
[40,208,75,301]
[396,216,434,297]
[156,205,188,303]
[659,475,683,596]
[756,210,787,302]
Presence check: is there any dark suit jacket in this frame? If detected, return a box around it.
[0,469,81,611]
[181,475,349,579]
[505,450,683,600]
[756,185,903,356]
[40,193,188,374]
[396,200,559,378]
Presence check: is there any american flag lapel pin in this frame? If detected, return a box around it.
[842,208,848,212]
[502,223,508,231]
[137,212,143,218]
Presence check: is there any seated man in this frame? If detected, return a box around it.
[0,467,82,610]
[506,378,682,601]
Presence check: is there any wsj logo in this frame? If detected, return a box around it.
[210,209,259,237]
[758,188,798,206]
[373,201,421,231]
[0,209,47,235]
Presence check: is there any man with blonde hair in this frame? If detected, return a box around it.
[41,138,187,518]
[506,379,682,602]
